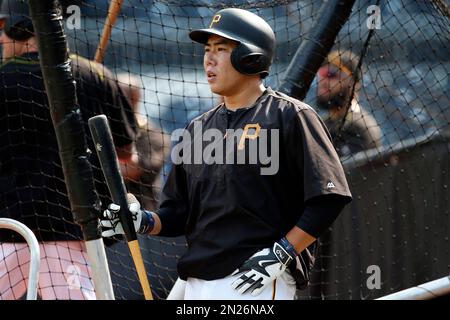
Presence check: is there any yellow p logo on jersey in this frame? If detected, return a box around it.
[209,14,221,28]
[238,123,261,150]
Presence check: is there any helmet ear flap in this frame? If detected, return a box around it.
[231,43,270,76]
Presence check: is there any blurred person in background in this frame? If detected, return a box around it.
[117,73,169,211]
[315,49,382,157]
[112,73,180,300]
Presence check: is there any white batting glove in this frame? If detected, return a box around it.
[231,238,296,296]
[100,194,154,237]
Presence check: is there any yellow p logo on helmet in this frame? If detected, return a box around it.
[209,14,221,28]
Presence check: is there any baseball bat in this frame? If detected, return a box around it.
[88,114,153,300]
[94,0,124,63]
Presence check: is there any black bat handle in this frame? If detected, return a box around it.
[88,114,137,242]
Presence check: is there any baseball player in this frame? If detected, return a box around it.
[102,8,352,300]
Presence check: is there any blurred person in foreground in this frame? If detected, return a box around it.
[0,0,137,299]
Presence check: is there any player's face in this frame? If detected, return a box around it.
[0,20,16,61]
[317,63,353,101]
[203,35,247,96]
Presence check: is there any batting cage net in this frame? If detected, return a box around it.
[0,0,448,300]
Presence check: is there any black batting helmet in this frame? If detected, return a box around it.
[189,8,276,78]
[0,0,34,41]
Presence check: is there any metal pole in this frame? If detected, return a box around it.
[0,218,41,300]
[85,240,115,300]
[376,276,450,300]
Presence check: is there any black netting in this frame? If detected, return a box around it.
[0,0,448,300]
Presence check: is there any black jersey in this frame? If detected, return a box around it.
[0,52,136,242]
[157,88,352,280]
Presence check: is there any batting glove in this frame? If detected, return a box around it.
[100,193,155,237]
[231,237,297,296]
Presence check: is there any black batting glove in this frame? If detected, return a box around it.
[231,237,297,296]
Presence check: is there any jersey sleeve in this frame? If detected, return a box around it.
[298,194,349,238]
[285,107,352,202]
[157,162,190,237]
[73,56,137,148]
[99,68,138,148]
